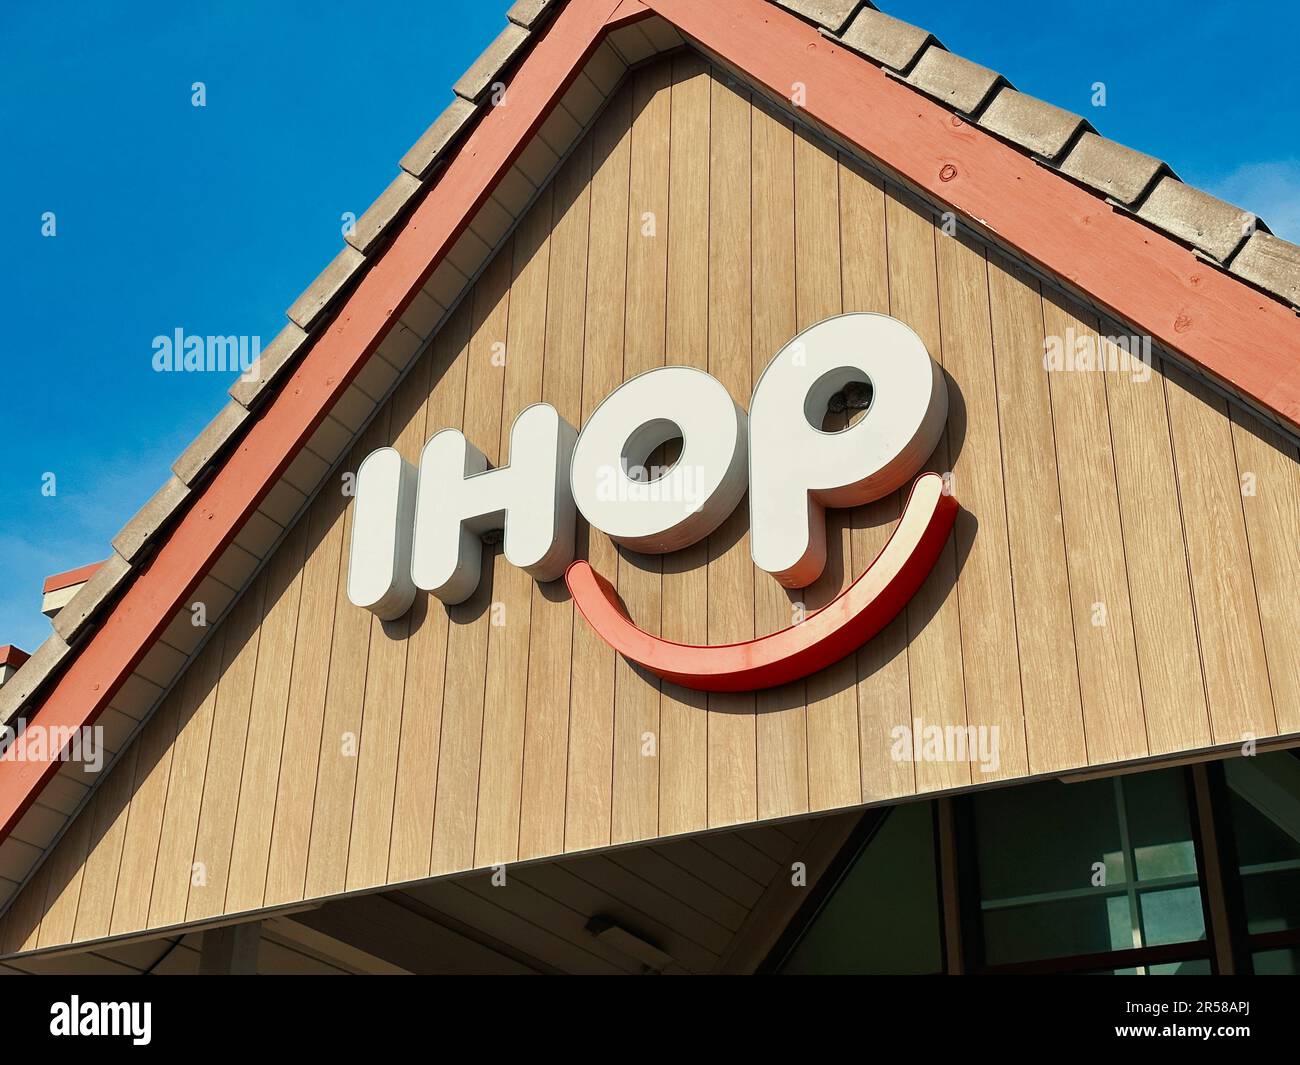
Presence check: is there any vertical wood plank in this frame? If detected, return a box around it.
[518,144,591,861]
[263,481,349,904]
[225,522,308,909]
[750,99,808,823]
[467,243,529,869]
[515,153,588,862]
[34,802,94,948]
[0,862,48,956]
[795,124,860,813]
[1164,365,1276,743]
[706,72,757,828]
[1102,330,1211,755]
[565,86,632,853]
[1230,408,1300,734]
[658,54,712,838]
[1041,293,1147,765]
[386,307,471,884]
[302,415,390,899]
[72,745,139,941]
[611,61,671,845]
[986,249,1087,774]
[427,259,527,877]
[109,688,185,934]
[840,157,913,802]
[933,227,1027,782]
[182,576,267,921]
[886,190,968,791]
[344,358,432,890]
[147,627,228,926]
[473,183,548,868]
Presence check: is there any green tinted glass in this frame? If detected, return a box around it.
[973,769,1205,967]
[1224,753,1300,934]
[1252,948,1300,975]
[779,801,943,975]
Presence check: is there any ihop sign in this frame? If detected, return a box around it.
[347,313,956,692]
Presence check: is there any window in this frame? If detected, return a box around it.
[764,751,1300,975]
[964,769,1211,974]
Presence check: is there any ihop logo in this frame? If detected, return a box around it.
[347,313,955,692]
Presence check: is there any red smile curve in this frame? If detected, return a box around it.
[565,472,958,693]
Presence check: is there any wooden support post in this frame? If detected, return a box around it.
[935,799,965,974]
[199,921,261,975]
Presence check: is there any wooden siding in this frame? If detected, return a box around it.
[4,55,1299,955]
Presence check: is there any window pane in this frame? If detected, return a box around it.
[1139,887,1206,945]
[1224,753,1300,934]
[974,777,1124,897]
[983,895,1132,964]
[1240,869,1300,934]
[1252,948,1300,975]
[779,802,942,975]
[1125,770,1199,880]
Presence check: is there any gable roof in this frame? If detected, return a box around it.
[1,0,1297,909]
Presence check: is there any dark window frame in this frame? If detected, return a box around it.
[952,766,1217,975]
[762,753,1300,975]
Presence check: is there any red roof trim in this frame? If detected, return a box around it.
[1,0,1296,846]
[42,561,106,596]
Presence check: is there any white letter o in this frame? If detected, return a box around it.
[570,366,748,553]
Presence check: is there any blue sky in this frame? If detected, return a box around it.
[1,0,1296,653]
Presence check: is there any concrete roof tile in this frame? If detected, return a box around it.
[977,87,1085,161]
[286,245,366,330]
[1136,177,1255,263]
[171,400,252,486]
[111,475,191,563]
[507,0,558,28]
[454,22,532,103]
[776,0,864,33]
[228,321,310,410]
[399,97,479,180]
[345,171,424,254]
[836,7,935,72]
[902,45,1002,116]
[1229,232,1300,306]
[51,552,133,644]
[1058,131,1165,206]
[0,633,73,729]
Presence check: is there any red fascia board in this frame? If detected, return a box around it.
[647,0,1300,430]
[0,647,30,670]
[42,561,105,595]
[0,0,630,842]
